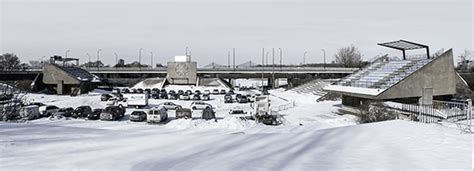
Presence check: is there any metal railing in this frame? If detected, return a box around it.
[395,100,472,124]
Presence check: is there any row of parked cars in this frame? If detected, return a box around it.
[111,88,234,100]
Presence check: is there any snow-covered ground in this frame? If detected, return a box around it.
[0,87,472,170]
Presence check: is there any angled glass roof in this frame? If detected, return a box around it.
[378,40,430,59]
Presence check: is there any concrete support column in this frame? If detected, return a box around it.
[57,80,64,95]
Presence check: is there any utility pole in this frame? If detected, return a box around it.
[321,49,326,70]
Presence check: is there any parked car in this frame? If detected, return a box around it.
[177,90,185,96]
[203,90,211,95]
[160,91,168,99]
[101,94,112,101]
[53,107,74,118]
[202,108,216,120]
[228,90,235,95]
[147,106,168,123]
[202,94,210,101]
[224,94,233,103]
[122,88,130,94]
[100,106,126,121]
[72,106,92,118]
[19,105,40,120]
[159,102,181,110]
[220,89,226,94]
[185,90,193,95]
[190,101,212,110]
[192,94,201,100]
[152,93,160,99]
[237,95,248,103]
[176,108,192,119]
[194,90,201,95]
[169,90,176,95]
[151,88,160,94]
[169,93,178,100]
[39,105,60,117]
[130,110,147,122]
[88,109,103,120]
[179,94,190,100]
[212,89,219,95]
[144,88,151,94]
[137,88,144,94]
[130,88,137,93]
[112,88,120,94]
[229,109,247,115]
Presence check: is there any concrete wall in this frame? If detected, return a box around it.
[42,63,80,85]
[377,49,457,100]
[166,62,197,85]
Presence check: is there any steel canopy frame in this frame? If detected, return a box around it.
[378,40,430,60]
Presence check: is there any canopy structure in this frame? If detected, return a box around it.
[378,40,430,60]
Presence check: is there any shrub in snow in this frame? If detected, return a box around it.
[358,102,397,123]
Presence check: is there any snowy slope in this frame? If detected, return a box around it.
[0,120,471,170]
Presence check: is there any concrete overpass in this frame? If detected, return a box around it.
[0,67,358,80]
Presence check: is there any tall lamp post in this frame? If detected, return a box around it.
[86,53,92,68]
[65,50,70,58]
[279,48,282,70]
[139,48,143,70]
[96,49,102,70]
[114,52,119,68]
[150,52,153,68]
[303,51,307,66]
[321,49,326,70]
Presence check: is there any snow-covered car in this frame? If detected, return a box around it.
[190,102,212,110]
[88,109,103,120]
[203,90,211,95]
[220,89,226,94]
[101,94,112,101]
[194,90,201,95]
[228,90,234,95]
[39,105,60,117]
[19,105,40,120]
[72,106,92,118]
[192,94,201,100]
[224,94,233,103]
[100,106,125,121]
[212,89,219,95]
[176,108,192,119]
[130,110,147,122]
[159,102,181,110]
[53,107,74,118]
[147,106,168,123]
[185,90,193,95]
[179,94,190,100]
[237,96,248,103]
[202,94,210,101]
[202,108,215,120]
[229,109,247,115]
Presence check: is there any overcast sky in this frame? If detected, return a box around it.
[1,0,472,66]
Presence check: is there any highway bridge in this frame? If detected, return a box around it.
[0,66,358,79]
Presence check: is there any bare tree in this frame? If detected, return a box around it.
[29,60,43,69]
[334,45,363,67]
[0,53,21,70]
[457,50,473,72]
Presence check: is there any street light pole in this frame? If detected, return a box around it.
[321,49,326,70]
[150,52,153,68]
[97,49,102,70]
[279,48,282,70]
[139,48,143,70]
[65,50,70,58]
[262,48,265,91]
[114,52,118,68]
[303,51,307,66]
[86,53,91,68]
[227,51,230,68]
[232,48,235,70]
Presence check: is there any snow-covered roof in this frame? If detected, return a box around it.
[324,85,384,96]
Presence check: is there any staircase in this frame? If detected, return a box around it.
[289,79,331,96]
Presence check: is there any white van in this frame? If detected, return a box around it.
[147,106,168,123]
[20,105,40,120]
